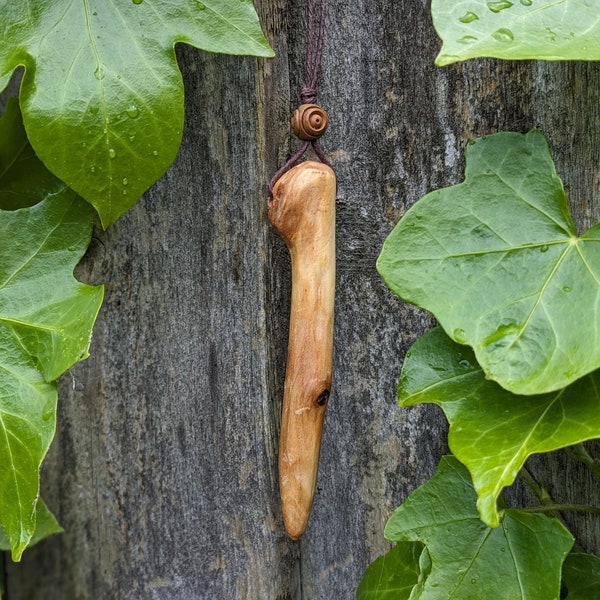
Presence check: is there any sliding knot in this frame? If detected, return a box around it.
[301,85,318,105]
[291,104,329,141]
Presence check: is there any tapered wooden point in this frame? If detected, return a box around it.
[269,161,336,540]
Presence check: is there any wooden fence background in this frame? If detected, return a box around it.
[2,0,600,597]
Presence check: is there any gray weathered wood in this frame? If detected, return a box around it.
[3,0,600,597]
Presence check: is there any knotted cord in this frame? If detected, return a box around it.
[268,0,330,197]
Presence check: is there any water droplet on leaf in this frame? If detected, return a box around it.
[492,28,514,42]
[487,0,513,12]
[152,150,159,156]
[90,165,96,173]
[520,0,532,5]
[126,105,139,118]
[122,177,128,186]
[540,244,549,252]
[562,286,571,293]
[459,11,479,23]
[197,1,206,8]
[453,328,467,343]
[94,67,105,80]
[459,35,478,44]
[133,0,143,4]
[109,148,117,159]
[89,105,99,115]
[458,359,472,369]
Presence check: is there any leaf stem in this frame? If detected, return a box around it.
[565,443,600,482]
[521,504,600,517]
[519,467,552,506]
[519,467,563,522]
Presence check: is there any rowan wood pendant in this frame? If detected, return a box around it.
[269,161,336,539]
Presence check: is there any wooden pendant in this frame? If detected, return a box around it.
[269,160,336,540]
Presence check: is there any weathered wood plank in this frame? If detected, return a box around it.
[3,0,600,598]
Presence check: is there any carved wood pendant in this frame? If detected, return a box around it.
[268,160,336,540]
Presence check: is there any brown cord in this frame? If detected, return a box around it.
[268,0,330,198]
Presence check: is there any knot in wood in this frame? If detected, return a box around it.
[291,104,328,141]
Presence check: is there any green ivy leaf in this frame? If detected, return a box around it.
[0,98,65,210]
[0,191,103,560]
[356,542,426,599]
[378,130,600,396]
[0,0,274,226]
[384,456,573,600]
[0,498,62,552]
[431,0,600,66]
[563,553,600,599]
[399,326,600,528]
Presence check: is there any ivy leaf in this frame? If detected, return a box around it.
[356,542,426,599]
[399,326,600,528]
[378,130,600,396]
[384,456,573,600]
[431,0,600,66]
[0,0,274,226]
[0,98,65,210]
[0,498,62,552]
[563,553,600,599]
[0,190,104,560]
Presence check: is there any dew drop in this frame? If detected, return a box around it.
[487,0,513,12]
[90,165,96,173]
[453,328,467,343]
[492,28,514,42]
[129,135,136,142]
[89,105,99,115]
[500,547,506,552]
[459,11,479,23]
[122,189,128,195]
[546,26,557,42]
[93,67,105,80]
[562,285,571,293]
[132,0,143,4]
[520,0,532,4]
[197,1,206,8]
[458,359,472,369]
[92,11,97,16]
[42,401,54,421]
[122,177,128,186]
[82,142,87,147]
[459,35,478,44]
[470,578,477,585]
[126,105,140,118]
[540,244,549,253]
[109,148,117,159]
[152,149,159,156]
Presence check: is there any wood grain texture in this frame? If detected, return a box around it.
[2,0,600,597]
[269,161,336,540]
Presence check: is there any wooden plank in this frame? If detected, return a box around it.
[2,0,600,597]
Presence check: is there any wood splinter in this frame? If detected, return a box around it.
[269,160,336,540]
